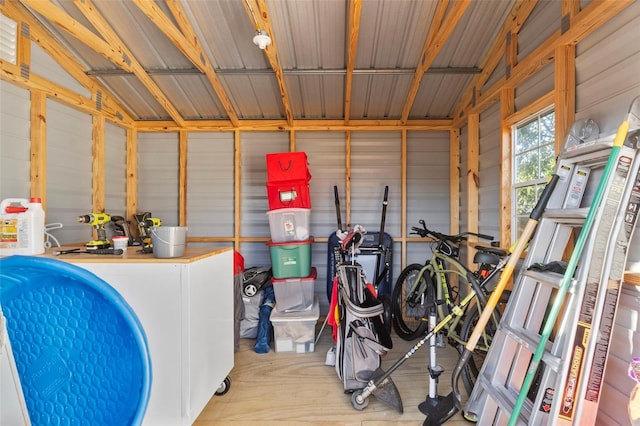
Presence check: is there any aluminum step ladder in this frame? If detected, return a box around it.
[463,98,640,426]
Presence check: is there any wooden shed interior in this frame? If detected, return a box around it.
[2,0,640,425]
[2,0,640,294]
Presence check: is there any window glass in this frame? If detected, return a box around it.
[512,109,555,240]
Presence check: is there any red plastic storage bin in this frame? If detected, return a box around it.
[266,152,311,183]
[266,180,311,210]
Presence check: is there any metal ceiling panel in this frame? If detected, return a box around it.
[432,0,515,68]
[152,74,227,120]
[13,0,620,124]
[91,1,192,69]
[266,0,346,69]
[350,74,413,119]
[179,0,270,69]
[357,0,436,68]
[410,74,474,119]
[221,74,283,119]
[285,75,345,119]
[99,75,168,120]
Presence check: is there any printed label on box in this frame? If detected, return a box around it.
[284,220,295,235]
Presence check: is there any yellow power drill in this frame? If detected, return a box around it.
[77,213,111,249]
[133,212,162,253]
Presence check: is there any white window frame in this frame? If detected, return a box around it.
[511,107,556,242]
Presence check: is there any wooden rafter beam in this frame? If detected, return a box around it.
[70,0,185,126]
[454,0,633,125]
[1,58,128,124]
[2,0,134,125]
[400,0,471,123]
[244,0,294,126]
[132,0,240,127]
[135,118,453,132]
[20,0,185,126]
[344,0,361,124]
[454,0,537,121]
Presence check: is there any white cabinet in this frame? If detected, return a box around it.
[59,247,234,426]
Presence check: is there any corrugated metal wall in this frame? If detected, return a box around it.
[46,99,93,244]
[137,132,180,225]
[515,62,554,111]
[598,283,640,425]
[297,131,346,308]
[459,124,469,233]
[186,132,234,239]
[31,43,90,99]
[575,1,640,274]
[517,1,561,63]
[351,131,402,235]
[577,3,640,423]
[479,103,502,242]
[406,131,450,264]
[0,81,30,200]
[104,122,127,217]
[240,131,289,268]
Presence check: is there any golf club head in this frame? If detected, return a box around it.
[370,368,403,413]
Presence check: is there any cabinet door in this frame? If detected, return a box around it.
[79,263,184,425]
[185,251,234,420]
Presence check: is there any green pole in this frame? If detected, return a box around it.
[508,104,634,425]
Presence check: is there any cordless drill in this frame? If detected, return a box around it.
[77,213,111,249]
[134,212,162,253]
[110,215,134,246]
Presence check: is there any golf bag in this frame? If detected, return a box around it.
[333,262,392,392]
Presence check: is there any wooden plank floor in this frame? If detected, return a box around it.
[194,317,472,425]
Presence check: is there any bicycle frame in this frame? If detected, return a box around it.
[405,249,501,348]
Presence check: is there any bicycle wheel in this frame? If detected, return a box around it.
[391,263,431,340]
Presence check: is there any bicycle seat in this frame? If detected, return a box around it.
[473,246,506,265]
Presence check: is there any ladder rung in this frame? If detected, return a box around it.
[521,269,576,292]
[543,207,589,222]
[476,372,534,423]
[501,324,562,372]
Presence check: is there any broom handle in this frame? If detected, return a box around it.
[464,173,559,352]
[509,110,632,425]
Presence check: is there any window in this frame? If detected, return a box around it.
[512,108,555,241]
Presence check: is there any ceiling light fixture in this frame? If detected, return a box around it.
[253,30,271,50]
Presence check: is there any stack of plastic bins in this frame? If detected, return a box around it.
[265,152,318,352]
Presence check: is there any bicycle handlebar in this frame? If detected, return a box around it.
[410,219,494,243]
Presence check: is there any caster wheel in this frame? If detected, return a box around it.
[351,390,369,410]
[243,283,259,297]
[215,376,231,395]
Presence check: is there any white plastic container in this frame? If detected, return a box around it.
[270,296,319,353]
[266,208,310,242]
[0,198,45,255]
[111,235,128,254]
[272,267,317,312]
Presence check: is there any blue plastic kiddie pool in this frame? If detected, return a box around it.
[0,255,152,426]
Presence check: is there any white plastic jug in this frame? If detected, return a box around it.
[0,198,45,255]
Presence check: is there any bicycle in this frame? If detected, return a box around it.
[391,219,509,394]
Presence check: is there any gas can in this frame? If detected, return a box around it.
[0,198,45,255]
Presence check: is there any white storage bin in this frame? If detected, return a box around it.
[272,267,316,312]
[270,296,319,353]
[266,208,310,242]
